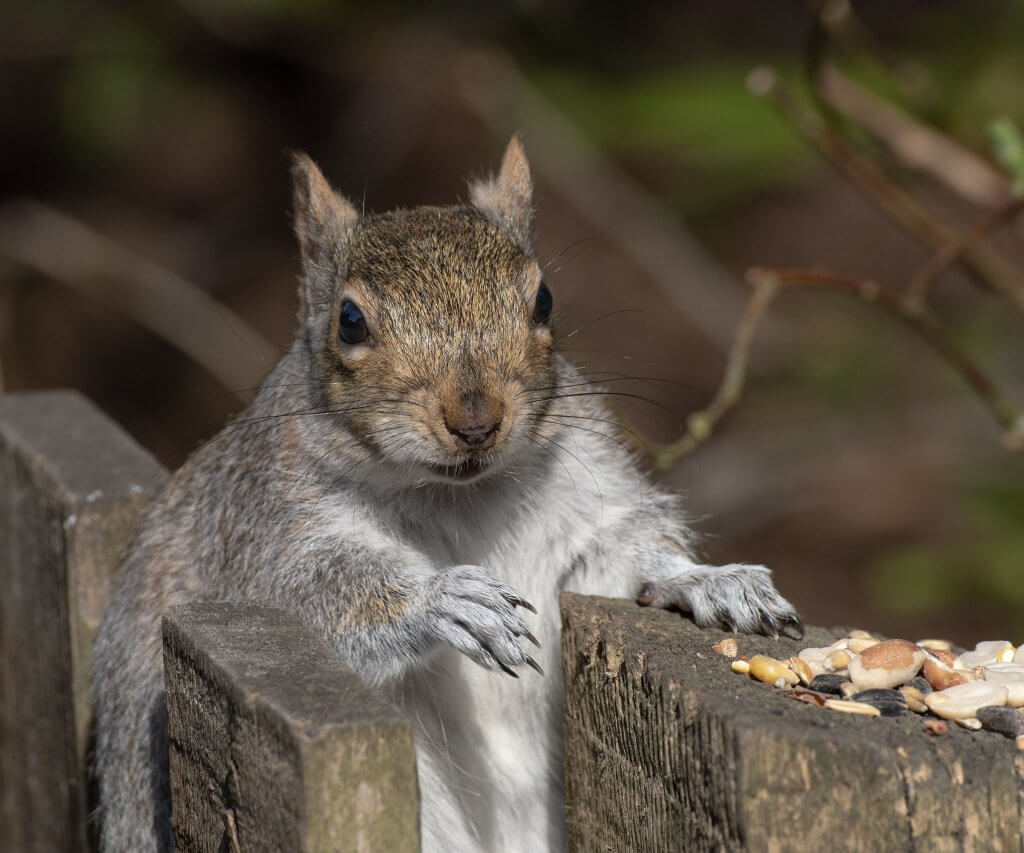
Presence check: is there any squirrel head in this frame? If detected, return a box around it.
[290,137,558,487]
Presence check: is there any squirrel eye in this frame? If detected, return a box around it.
[533,281,553,326]
[339,300,368,345]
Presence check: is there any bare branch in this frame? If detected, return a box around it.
[747,67,1024,317]
[801,0,937,104]
[647,262,1023,468]
[907,196,1024,307]
[816,63,1012,210]
[756,267,1023,448]
[647,272,778,467]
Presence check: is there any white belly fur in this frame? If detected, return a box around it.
[396,443,639,852]
[401,583,565,853]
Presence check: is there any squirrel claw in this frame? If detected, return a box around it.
[512,597,537,614]
[758,615,780,640]
[526,656,545,676]
[781,615,805,640]
[523,630,541,648]
[498,661,520,678]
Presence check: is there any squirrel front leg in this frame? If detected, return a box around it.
[572,495,802,638]
[635,547,804,638]
[290,547,541,684]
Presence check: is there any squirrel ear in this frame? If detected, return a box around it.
[290,152,359,262]
[469,135,534,251]
[290,153,359,318]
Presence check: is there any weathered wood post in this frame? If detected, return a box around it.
[0,391,165,853]
[163,602,420,852]
[561,593,1024,853]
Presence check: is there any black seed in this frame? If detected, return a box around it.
[808,674,847,695]
[977,705,1022,739]
[851,688,907,717]
[903,676,932,694]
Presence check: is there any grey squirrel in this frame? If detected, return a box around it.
[93,137,802,852]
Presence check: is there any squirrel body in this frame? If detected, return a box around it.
[93,139,800,852]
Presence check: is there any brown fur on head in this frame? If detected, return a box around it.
[291,137,556,486]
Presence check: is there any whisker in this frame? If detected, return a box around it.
[563,308,648,340]
[524,390,685,430]
[542,237,590,273]
[522,432,579,497]
[528,429,605,526]
[524,413,637,456]
[519,373,688,396]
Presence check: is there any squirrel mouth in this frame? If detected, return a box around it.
[426,458,489,482]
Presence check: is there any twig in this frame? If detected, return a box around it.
[0,200,278,400]
[801,0,937,104]
[648,264,1024,467]
[906,196,1024,307]
[815,63,1011,210]
[759,267,1023,447]
[748,68,953,243]
[646,271,778,467]
[747,67,1024,317]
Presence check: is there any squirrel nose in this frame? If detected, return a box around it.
[443,392,505,451]
[446,418,503,450]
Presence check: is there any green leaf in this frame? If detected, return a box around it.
[988,116,1024,196]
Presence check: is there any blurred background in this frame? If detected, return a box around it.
[2,0,1023,644]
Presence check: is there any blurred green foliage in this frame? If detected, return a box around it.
[531,62,814,213]
[988,117,1024,196]
[7,0,1024,640]
[789,327,894,409]
[61,26,172,164]
[868,478,1024,637]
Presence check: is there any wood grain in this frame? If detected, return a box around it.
[561,593,1024,853]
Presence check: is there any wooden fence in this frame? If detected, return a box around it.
[559,595,1024,852]
[163,603,418,851]
[0,391,165,852]
[1,390,1021,852]
[0,391,418,853]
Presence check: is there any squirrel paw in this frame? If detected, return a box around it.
[425,565,543,676]
[637,563,803,639]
